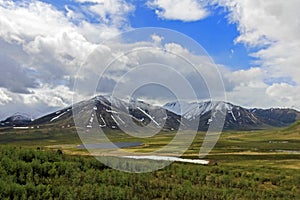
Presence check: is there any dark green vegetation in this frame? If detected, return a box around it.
[0,121,300,199]
[0,145,299,200]
[0,127,80,146]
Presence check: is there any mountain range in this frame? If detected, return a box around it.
[1,95,299,131]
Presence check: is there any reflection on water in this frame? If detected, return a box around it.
[122,155,210,165]
[77,142,143,149]
[275,150,300,154]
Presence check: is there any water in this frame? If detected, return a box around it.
[274,150,300,154]
[77,142,143,149]
[122,155,210,165]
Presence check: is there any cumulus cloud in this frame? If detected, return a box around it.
[0,88,12,106]
[224,68,300,110]
[0,0,299,120]
[147,0,209,22]
[23,85,75,108]
[0,0,132,118]
[66,26,230,108]
[0,85,85,120]
[75,0,134,27]
[227,67,266,88]
[266,83,300,107]
[214,0,300,105]
[0,52,38,93]
[223,68,268,108]
[0,1,95,84]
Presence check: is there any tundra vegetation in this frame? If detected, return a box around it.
[0,121,299,199]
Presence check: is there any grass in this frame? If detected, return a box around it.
[0,128,80,146]
[0,145,299,199]
[0,124,299,199]
[0,122,300,170]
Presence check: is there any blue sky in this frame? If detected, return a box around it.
[129,2,252,70]
[41,0,253,70]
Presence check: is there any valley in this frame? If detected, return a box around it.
[1,120,299,169]
[2,95,300,132]
[1,96,299,199]
[0,122,299,199]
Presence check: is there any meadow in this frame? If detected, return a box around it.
[0,122,299,199]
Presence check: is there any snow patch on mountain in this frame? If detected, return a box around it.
[50,111,67,122]
[164,101,233,120]
[8,113,32,122]
[137,107,160,127]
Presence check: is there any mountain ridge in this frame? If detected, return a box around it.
[1,95,300,131]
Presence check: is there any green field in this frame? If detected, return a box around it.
[0,123,300,199]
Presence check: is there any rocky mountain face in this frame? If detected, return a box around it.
[1,96,300,131]
[164,101,300,130]
[0,114,32,127]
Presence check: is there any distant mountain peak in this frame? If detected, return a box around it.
[6,113,32,121]
[1,95,300,131]
[1,113,32,127]
[163,100,233,116]
[163,100,300,130]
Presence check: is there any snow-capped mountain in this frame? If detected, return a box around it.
[163,101,300,130]
[163,101,232,120]
[1,96,299,131]
[0,113,32,127]
[2,95,180,131]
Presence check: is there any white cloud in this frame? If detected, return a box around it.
[72,33,227,105]
[77,21,121,43]
[0,0,131,118]
[227,67,266,88]
[0,1,73,43]
[0,0,299,120]
[0,88,12,105]
[266,83,300,107]
[0,85,85,119]
[164,43,190,55]
[214,0,300,84]
[147,0,209,22]
[76,0,134,27]
[224,69,272,109]
[23,85,77,108]
[208,0,300,110]
[224,68,300,110]
[0,0,97,81]
[151,34,164,45]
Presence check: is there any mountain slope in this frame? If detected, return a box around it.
[1,96,299,131]
[250,108,300,127]
[2,96,181,131]
[163,101,300,130]
[0,113,32,127]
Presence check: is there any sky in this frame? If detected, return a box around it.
[0,0,300,119]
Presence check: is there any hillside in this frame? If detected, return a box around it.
[1,96,300,131]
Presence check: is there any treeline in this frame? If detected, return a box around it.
[0,145,299,199]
